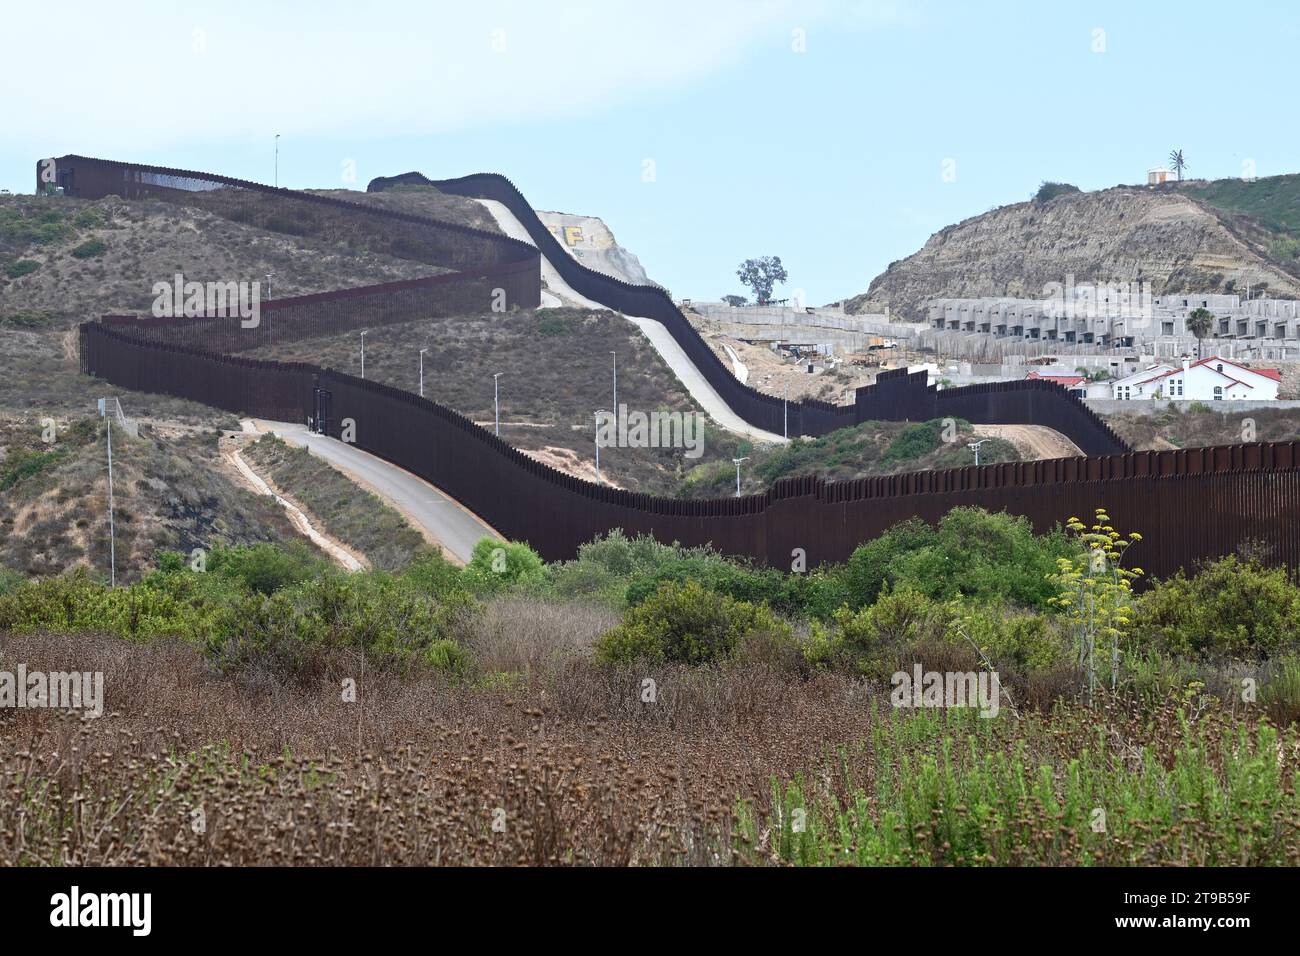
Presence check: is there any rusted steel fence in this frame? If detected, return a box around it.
[61,155,1300,576]
[370,170,1130,456]
[81,320,1300,578]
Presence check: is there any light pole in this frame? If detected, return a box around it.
[595,409,608,482]
[732,456,749,497]
[493,372,503,436]
[968,438,990,466]
[360,330,368,379]
[97,398,117,587]
[611,350,617,414]
[275,134,280,188]
[419,348,428,398]
[265,271,274,299]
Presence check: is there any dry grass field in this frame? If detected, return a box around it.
[3,622,1297,866]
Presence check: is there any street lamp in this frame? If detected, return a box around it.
[359,330,368,379]
[783,381,789,439]
[595,409,608,482]
[97,398,117,587]
[493,372,503,436]
[419,348,429,398]
[967,438,991,466]
[732,456,749,497]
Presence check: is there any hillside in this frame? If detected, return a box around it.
[846,178,1300,320]
[0,185,493,580]
[0,414,306,581]
[1177,174,1300,268]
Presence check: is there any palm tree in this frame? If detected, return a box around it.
[1169,149,1187,182]
[1187,307,1214,359]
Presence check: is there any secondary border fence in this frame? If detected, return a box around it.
[58,155,1300,576]
[369,170,1131,455]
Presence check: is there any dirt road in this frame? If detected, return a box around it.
[972,424,1083,460]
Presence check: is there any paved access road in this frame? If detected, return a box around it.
[247,420,501,565]
[472,199,787,446]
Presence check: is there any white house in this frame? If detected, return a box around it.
[1110,357,1280,401]
[1109,363,1175,401]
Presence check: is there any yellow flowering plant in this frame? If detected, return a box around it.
[1046,509,1143,702]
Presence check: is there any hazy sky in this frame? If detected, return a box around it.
[3,0,1296,303]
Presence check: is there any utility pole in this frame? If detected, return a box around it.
[275,134,280,188]
[360,329,368,379]
[419,348,428,398]
[98,398,117,587]
[493,372,503,436]
[732,456,749,497]
[611,350,617,414]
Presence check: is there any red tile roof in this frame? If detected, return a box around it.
[1192,356,1280,381]
[1026,371,1086,387]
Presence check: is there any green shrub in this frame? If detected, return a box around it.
[5,259,39,279]
[880,419,954,465]
[842,516,934,606]
[0,446,67,491]
[462,539,546,594]
[0,568,227,641]
[537,314,579,337]
[204,542,328,596]
[624,555,786,609]
[398,551,466,598]
[813,587,950,676]
[1034,181,1081,203]
[0,566,25,597]
[70,238,107,259]
[951,604,1065,671]
[1132,556,1300,659]
[1261,654,1300,725]
[546,530,681,605]
[73,208,105,229]
[842,508,1069,610]
[594,579,791,665]
[424,638,472,677]
[204,573,478,679]
[0,309,58,329]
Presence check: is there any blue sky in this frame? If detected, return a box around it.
[3,0,1297,304]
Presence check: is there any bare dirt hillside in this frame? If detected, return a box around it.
[846,184,1300,321]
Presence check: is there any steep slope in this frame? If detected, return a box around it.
[535,209,657,287]
[846,183,1300,321]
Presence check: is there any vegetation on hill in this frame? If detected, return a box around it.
[0,415,304,581]
[677,418,1019,498]
[1179,174,1300,276]
[1033,181,1080,203]
[1105,404,1300,451]
[1181,174,1300,243]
